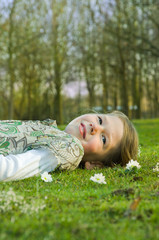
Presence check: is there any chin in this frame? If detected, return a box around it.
[65,124,77,138]
[65,124,72,134]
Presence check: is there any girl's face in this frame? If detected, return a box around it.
[65,114,123,162]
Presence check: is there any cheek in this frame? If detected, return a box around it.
[82,139,100,154]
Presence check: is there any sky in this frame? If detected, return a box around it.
[63,80,88,98]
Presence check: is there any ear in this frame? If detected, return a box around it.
[85,161,105,170]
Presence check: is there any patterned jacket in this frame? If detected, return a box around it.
[0,119,84,170]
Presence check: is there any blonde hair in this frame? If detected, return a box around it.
[104,111,139,167]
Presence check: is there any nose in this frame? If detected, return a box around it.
[90,123,101,135]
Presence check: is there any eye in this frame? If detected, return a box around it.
[98,116,102,125]
[102,135,106,145]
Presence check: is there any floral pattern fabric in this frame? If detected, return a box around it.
[0,119,84,170]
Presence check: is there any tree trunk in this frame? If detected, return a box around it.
[52,0,64,124]
[153,65,159,118]
[8,0,17,119]
[84,65,95,108]
[116,0,129,116]
[100,59,108,111]
[54,68,63,124]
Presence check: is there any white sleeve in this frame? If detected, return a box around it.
[0,148,58,182]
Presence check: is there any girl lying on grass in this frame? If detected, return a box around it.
[0,111,138,181]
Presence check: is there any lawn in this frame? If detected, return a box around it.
[0,119,159,240]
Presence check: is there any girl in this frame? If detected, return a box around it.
[0,111,138,181]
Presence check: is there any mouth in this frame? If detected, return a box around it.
[79,123,86,139]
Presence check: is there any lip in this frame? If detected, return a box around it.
[79,123,86,139]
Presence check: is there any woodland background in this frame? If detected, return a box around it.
[0,0,159,124]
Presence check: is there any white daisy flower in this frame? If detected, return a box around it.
[90,173,106,184]
[126,159,141,170]
[153,163,159,172]
[41,172,53,182]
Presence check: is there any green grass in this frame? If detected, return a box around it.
[0,119,159,240]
